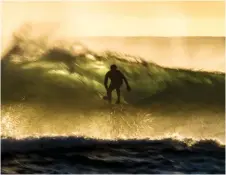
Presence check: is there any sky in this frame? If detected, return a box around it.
[2,1,225,38]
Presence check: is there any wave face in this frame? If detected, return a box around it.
[1,33,225,173]
[1,35,225,140]
[1,136,225,174]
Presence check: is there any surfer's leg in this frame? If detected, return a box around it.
[107,85,114,103]
[116,87,121,104]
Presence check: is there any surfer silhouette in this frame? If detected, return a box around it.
[104,64,131,104]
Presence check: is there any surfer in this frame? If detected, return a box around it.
[104,64,131,104]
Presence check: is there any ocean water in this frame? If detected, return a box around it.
[1,35,225,174]
[2,137,225,174]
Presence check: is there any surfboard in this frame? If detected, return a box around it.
[101,93,125,106]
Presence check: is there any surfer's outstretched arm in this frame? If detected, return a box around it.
[104,72,109,90]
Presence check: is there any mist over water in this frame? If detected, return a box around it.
[2,102,224,143]
[2,23,225,72]
[78,36,225,72]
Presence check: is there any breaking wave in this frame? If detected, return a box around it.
[1,33,225,143]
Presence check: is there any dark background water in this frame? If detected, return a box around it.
[2,137,225,174]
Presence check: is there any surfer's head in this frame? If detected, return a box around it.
[110,64,117,71]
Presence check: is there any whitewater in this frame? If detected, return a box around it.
[1,34,225,174]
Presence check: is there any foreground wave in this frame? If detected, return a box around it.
[2,136,225,174]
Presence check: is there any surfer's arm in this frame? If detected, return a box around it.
[122,73,130,89]
[121,72,131,91]
[104,72,109,89]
